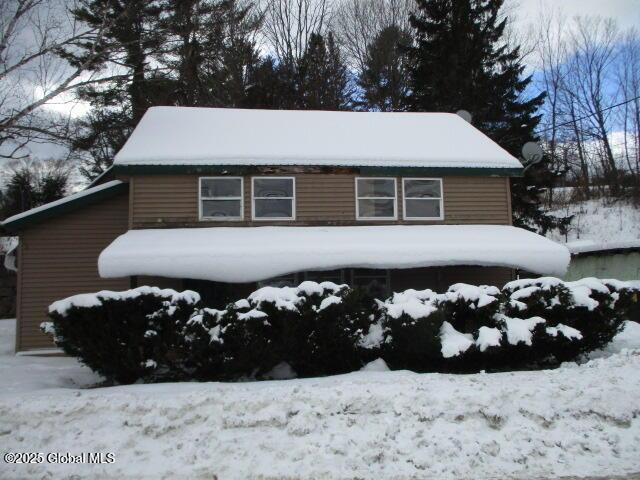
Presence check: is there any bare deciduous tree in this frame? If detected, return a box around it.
[332,0,412,73]
[263,0,332,64]
[0,0,116,160]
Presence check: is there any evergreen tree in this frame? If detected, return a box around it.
[64,0,172,180]
[242,57,298,109]
[407,0,566,233]
[357,25,411,111]
[159,0,262,107]
[297,33,350,110]
[0,165,68,220]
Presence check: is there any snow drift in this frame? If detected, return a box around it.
[98,225,570,282]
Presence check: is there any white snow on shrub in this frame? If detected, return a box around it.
[98,225,570,282]
[237,309,268,321]
[248,282,345,312]
[49,286,200,316]
[504,276,565,293]
[476,326,502,351]
[565,278,610,311]
[439,283,499,308]
[316,295,342,312]
[380,289,438,320]
[248,287,302,312]
[142,359,157,369]
[234,299,251,309]
[440,321,474,358]
[546,324,583,341]
[360,358,390,372]
[358,321,386,349]
[497,314,545,346]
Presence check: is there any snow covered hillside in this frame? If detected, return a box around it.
[1,318,640,479]
[549,197,640,253]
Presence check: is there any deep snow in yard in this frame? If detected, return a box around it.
[1,318,640,479]
[549,198,640,253]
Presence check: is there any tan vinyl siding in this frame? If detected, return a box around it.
[16,193,129,352]
[130,174,512,227]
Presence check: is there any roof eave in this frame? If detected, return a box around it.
[1,182,129,233]
[113,164,524,177]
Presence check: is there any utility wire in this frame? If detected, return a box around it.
[535,95,640,134]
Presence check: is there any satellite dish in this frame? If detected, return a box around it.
[521,142,544,164]
[456,110,472,123]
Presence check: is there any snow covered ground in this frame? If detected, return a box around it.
[549,198,640,253]
[1,317,640,479]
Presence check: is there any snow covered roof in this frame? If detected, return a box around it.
[98,225,570,283]
[113,107,523,172]
[566,239,640,255]
[1,180,128,232]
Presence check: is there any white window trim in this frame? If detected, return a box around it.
[402,178,444,221]
[251,176,296,221]
[199,176,244,221]
[355,177,398,221]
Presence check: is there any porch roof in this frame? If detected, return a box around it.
[98,225,570,283]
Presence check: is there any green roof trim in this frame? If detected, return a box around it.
[113,164,523,177]
[2,181,129,233]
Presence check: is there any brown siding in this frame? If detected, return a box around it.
[16,193,129,352]
[130,174,511,228]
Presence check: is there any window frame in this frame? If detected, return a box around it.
[198,176,244,221]
[355,177,398,221]
[402,177,444,221]
[251,176,296,221]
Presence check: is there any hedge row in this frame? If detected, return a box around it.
[43,277,640,384]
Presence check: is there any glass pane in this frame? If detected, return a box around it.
[357,178,395,197]
[254,178,293,197]
[404,179,441,198]
[259,274,297,288]
[405,199,441,218]
[254,198,293,218]
[202,199,242,218]
[358,199,395,218]
[352,275,389,299]
[201,178,242,198]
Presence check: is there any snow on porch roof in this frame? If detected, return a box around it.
[98,225,570,283]
[113,107,523,171]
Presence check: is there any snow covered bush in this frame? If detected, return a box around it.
[43,277,636,383]
[602,279,640,323]
[503,277,629,357]
[43,287,200,384]
[436,283,501,332]
[184,282,374,380]
[375,289,449,371]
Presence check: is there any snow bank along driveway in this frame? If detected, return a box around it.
[1,319,640,479]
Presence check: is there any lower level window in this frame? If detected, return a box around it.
[350,269,390,299]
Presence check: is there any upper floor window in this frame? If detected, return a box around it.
[356,177,397,220]
[199,177,243,220]
[252,177,295,220]
[402,178,443,220]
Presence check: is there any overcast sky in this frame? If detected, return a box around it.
[511,0,640,31]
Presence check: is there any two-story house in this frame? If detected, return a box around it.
[2,107,569,354]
